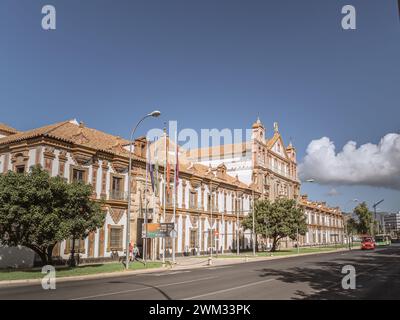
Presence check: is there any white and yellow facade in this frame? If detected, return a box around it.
[300,195,345,245]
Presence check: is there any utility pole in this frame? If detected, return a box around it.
[162,129,166,265]
[210,184,213,259]
[252,190,256,256]
[236,193,240,256]
[172,130,178,264]
[264,217,268,251]
[221,195,224,255]
[372,199,384,236]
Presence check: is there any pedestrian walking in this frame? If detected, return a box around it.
[132,243,140,262]
[129,242,134,262]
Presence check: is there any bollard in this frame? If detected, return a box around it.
[245,255,248,262]
[208,257,213,266]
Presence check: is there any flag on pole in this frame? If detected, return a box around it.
[147,141,155,192]
[154,137,159,196]
[175,134,179,187]
[166,135,170,196]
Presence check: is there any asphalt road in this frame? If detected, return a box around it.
[1,244,399,300]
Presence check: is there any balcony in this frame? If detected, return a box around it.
[109,190,128,201]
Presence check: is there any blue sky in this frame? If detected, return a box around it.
[1,0,399,213]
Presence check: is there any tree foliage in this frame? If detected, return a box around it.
[345,217,358,236]
[242,198,307,252]
[0,166,105,265]
[353,202,373,235]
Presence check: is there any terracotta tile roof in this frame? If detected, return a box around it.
[186,142,252,160]
[0,123,19,135]
[48,121,131,156]
[299,196,342,215]
[0,120,140,159]
[0,120,249,189]
[0,121,70,145]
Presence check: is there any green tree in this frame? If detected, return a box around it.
[353,202,373,235]
[346,217,358,236]
[242,198,307,252]
[0,166,105,265]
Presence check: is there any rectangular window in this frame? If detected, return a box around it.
[110,176,125,200]
[166,186,173,206]
[109,226,123,250]
[16,165,25,174]
[72,168,86,182]
[189,191,197,209]
[190,229,197,248]
[112,176,122,192]
[65,238,85,254]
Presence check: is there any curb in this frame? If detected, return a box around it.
[0,266,170,287]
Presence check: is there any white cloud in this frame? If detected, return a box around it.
[327,188,340,196]
[299,133,400,190]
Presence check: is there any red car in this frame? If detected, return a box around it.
[361,237,376,250]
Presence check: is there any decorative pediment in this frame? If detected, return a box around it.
[216,163,227,180]
[108,137,127,154]
[11,151,29,164]
[189,216,198,228]
[112,160,128,174]
[205,164,214,179]
[189,177,202,189]
[71,151,93,166]
[269,133,290,160]
[58,150,68,162]
[109,207,125,224]
[187,161,196,172]
[72,129,90,145]
[43,146,56,159]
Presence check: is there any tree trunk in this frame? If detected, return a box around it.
[25,244,48,266]
[270,237,279,252]
[46,244,55,265]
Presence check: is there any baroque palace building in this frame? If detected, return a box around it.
[0,118,344,267]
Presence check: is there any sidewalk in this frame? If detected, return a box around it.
[0,247,355,287]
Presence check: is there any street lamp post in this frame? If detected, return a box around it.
[210,185,213,259]
[372,199,384,236]
[264,217,268,252]
[125,110,161,270]
[236,192,240,256]
[252,189,256,256]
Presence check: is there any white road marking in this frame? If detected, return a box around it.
[71,276,217,300]
[207,266,232,270]
[183,278,276,300]
[149,271,191,276]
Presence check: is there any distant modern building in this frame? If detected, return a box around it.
[384,213,400,236]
